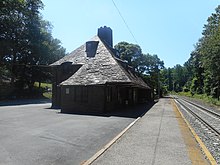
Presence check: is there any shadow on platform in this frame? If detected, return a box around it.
[55,101,156,119]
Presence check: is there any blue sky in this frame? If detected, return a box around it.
[41,0,219,68]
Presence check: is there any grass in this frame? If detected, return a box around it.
[42,92,52,99]
[34,82,52,89]
[34,82,52,99]
[177,91,220,107]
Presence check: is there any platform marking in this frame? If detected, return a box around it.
[172,99,217,165]
[81,116,141,165]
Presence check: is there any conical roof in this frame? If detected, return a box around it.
[52,36,150,89]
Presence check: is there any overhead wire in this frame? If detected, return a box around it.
[111,0,139,44]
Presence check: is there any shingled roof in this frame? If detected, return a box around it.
[51,43,87,66]
[52,35,150,89]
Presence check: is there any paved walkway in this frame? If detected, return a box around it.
[91,98,209,165]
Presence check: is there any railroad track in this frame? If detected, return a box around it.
[174,97,220,164]
[180,98,220,119]
[174,98,220,138]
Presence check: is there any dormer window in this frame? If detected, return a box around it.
[85,41,99,58]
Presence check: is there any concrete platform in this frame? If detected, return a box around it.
[89,98,209,165]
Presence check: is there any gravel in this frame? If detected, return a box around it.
[175,97,220,164]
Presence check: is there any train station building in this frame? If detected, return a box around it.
[50,26,151,113]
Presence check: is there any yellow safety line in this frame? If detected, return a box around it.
[172,99,217,165]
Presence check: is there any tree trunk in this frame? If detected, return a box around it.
[39,81,41,88]
[11,51,16,84]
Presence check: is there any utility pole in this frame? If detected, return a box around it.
[157,66,160,98]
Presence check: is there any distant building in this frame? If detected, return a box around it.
[50,26,151,113]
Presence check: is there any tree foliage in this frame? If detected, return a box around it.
[114,42,164,96]
[161,5,220,100]
[188,5,220,99]
[0,0,66,93]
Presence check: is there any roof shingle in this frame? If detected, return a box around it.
[52,36,150,89]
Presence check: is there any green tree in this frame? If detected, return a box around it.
[0,0,66,93]
[171,64,189,92]
[167,67,173,91]
[114,41,164,97]
[173,5,220,99]
[114,41,142,68]
[199,5,220,99]
[160,67,173,92]
[185,48,204,94]
[0,0,26,72]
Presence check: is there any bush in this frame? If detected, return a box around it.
[178,92,220,106]
[183,87,190,92]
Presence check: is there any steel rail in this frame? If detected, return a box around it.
[175,99,220,138]
[181,98,220,119]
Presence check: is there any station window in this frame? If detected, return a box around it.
[65,88,70,94]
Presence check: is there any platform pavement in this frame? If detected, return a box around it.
[89,98,209,165]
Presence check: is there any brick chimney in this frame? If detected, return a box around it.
[97,26,113,47]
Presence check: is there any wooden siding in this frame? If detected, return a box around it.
[61,86,105,113]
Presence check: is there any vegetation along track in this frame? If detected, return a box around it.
[174,97,220,164]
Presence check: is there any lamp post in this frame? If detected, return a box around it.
[156,66,160,99]
[158,70,160,98]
